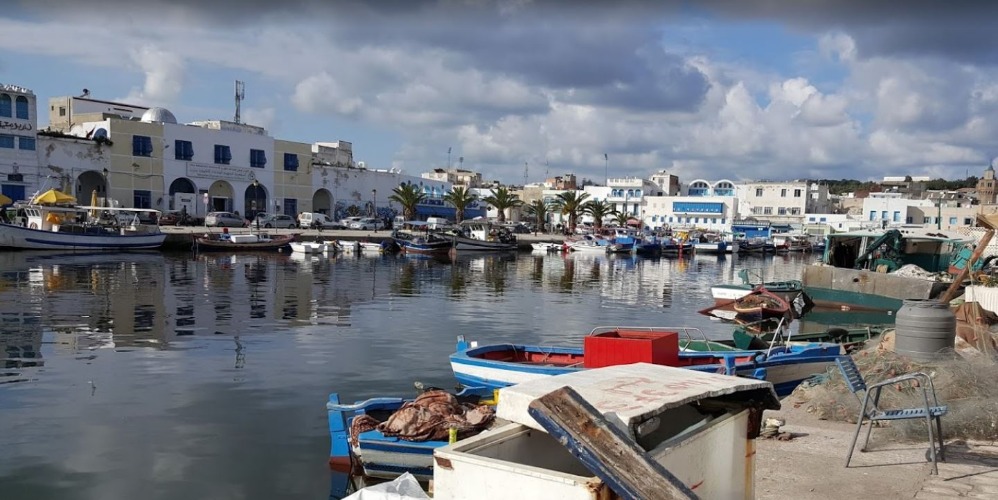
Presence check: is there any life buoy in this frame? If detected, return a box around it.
[28,222,38,229]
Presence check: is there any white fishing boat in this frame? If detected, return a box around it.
[444,221,518,251]
[530,242,561,252]
[0,191,165,250]
[289,241,329,254]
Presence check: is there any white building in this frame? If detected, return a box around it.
[0,83,39,202]
[736,181,831,224]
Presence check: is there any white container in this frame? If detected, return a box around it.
[433,363,777,500]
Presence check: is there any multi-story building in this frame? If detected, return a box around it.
[544,174,577,191]
[736,181,831,224]
[649,170,680,196]
[421,168,483,188]
[1,83,39,202]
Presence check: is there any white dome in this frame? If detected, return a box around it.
[140,107,177,124]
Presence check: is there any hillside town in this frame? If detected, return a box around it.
[2,81,994,239]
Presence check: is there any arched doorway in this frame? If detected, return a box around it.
[208,180,234,213]
[75,170,108,207]
[244,182,269,220]
[168,178,196,211]
[312,188,332,215]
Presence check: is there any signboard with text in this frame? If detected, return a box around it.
[186,162,255,183]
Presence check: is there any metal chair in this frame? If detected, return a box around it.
[835,355,948,474]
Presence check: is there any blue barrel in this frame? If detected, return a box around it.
[894,299,956,361]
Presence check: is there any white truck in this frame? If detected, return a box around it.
[297,212,344,230]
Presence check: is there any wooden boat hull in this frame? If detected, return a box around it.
[711,280,803,304]
[0,222,166,250]
[449,338,839,397]
[195,234,296,251]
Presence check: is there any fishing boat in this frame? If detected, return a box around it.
[194,232,296,251]
[802,229,969,311]
[449,327,841,397]
[393,224,453,255]
[660,238,694,256]
[530,242,562,252]
[710,269,804,305]
[692,232,738,254]
[327,387,496,481]
[0,192,167,251]
[565,235,611,253]
[443,220,518,251]
[289,241,329,254]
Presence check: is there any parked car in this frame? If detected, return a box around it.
[255,213,298,229]
[298,212,345,229]
[205,211,246,228]
[349,217,386,231]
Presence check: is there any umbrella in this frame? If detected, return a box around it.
[32,189,77,205]
[0,193,11,206]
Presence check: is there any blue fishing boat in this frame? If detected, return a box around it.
[449,327,841,397]
[327,387,495,481]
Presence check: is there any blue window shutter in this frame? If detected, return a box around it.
[15,96,29,119]
[0,95,10,117]
[0,134,13,148]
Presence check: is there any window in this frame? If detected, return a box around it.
[809,217,816,222]
[755,188,763,197]
[924,217,931,224]
[778,207,787,215]
[893,211,901,222]
[132,135,153,157]
[869,211,876,221]
[906,217,913,223]
[794,189,802,197]
[18,137,35,151]
[0,134,13,148]
[175,140,193,161]
[790,207,801,215]
[133,190,152,209]
[780,188,787,197]
[250,149,267,168]
[214,145,232,164]
[949,217,957,225]
[819,217,827,222]
[763,207,773,215]
[881,211,888,220]
[0,94,10,117]
[751,207,762,214]
[284,153,299,171]
[15,96,28,119]
[965,218,973,225]
[59,106,66,117]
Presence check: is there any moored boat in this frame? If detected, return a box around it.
[449,327,840,397]
[731,287,791,318]
[289,241,328,254]
[710,269,804,304]
[393,224,453,255]
[195,232,296,251]
[530,242,561,252]
[443,220,518,251]
[0,196,166,251]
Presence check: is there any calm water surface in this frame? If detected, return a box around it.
[1,250,823,499]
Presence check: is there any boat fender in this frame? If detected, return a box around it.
[28,222,37,229]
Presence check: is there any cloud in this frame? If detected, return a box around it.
[123,45,185,106]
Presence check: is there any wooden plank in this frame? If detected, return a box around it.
[527,386,699,500]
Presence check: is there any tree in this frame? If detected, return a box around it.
[524,199,550,233]
[610,210,631,228]
[389,184,426,221]
[443,186,477,223]
[582,199,615,231]
[551,191,590,234]
[481,186,523,224]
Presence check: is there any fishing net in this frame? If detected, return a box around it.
[792,329,998,441]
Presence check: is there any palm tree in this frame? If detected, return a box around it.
[523,199,550,233]
[583,199,616,231]
[442,186,477,223]
[610,210,630,228]
[481,186,523,224]
[389,184,426,221]
[551,191,590,234]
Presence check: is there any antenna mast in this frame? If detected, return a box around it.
[234,80,245,124]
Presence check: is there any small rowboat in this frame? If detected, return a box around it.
[195,233,296,251]
[732,286,791,318]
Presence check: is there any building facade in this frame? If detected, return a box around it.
[736,181,831,224]
[0,83,39,202]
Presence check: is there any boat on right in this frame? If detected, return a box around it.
[801,228,973,312]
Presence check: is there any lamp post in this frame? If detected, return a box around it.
[372,188,378,232]
[253,179,260,231]
[102,167,109,207]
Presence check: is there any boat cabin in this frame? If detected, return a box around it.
[821,229,969,273]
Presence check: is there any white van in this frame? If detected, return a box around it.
[298,212,344,229]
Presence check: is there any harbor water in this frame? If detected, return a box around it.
[0,250,871,499]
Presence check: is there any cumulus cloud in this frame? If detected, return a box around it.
[123,46,186,106]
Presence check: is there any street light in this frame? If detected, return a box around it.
[253,179,260,231]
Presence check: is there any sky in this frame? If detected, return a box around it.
[3,0,998,185]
